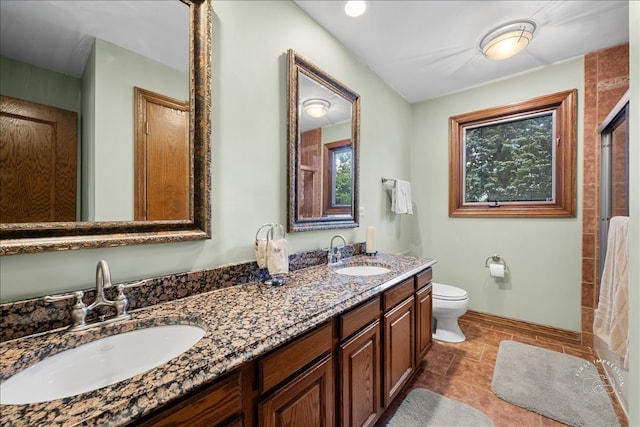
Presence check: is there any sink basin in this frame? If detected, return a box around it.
[0,324,205,405]
[334,265,391,276]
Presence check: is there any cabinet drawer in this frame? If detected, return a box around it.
[259,322,333,394]
[383,278,414,311]
[340,296,381,340]
[142,371,241,426]
[415,268,432,290]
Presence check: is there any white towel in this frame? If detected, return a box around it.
[254,239,267,268]
[593,216,629,369]
[267,238,289,275]
[392,179,413,214]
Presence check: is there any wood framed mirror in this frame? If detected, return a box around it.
[287,49,360,232]
[0,0,211,256]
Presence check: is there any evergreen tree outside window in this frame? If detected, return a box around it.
[332,147,352,206]
[449,90,577,218]
[464,112,555,204]
[323,139,353,215]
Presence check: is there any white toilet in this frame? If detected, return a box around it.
[432,282,469,343]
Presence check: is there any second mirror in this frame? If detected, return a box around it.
[287,49,360,232]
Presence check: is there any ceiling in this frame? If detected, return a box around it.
[0,1,629,103]
[293,1,629,103]
[0,1,188,78]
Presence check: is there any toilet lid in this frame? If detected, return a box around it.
[432,282,468,301]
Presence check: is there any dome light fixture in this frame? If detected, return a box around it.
[344,1,368,18]
[303,98,330,118]
[480,20,536,60]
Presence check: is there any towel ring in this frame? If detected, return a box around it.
[484,254,506,267]
[255,223,285,242]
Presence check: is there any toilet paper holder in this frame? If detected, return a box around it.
[484,254,506,268]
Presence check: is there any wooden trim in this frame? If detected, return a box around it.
[449,89,577,218]
[462,309,582,344]
[323,139,352,216]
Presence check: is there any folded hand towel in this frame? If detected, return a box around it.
[392,179,413,214]
[255,239,267,269]
[267,238,289,275]
[593,216,629,368]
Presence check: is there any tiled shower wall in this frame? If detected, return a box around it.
[581,43,629,347]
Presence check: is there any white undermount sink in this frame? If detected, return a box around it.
[0,324,205,405]
[334,265,391,276]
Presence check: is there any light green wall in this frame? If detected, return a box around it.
[82,42,97,220]
[0,0,413,302]
[411,58,584,331]
[0,55,82,112]
[321,121,351,144]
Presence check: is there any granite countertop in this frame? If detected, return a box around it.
[0,253,435,426]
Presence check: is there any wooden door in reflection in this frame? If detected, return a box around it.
[134,87,189,221]
[0,95,77,223]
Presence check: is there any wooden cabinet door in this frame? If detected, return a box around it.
[339,320,381,427]
[0,95,77,223]
[259,356,335,427]
[383,296,415,407]
[416,285,433,361]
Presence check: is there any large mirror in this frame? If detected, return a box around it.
[0,0,211,255]
[287,49,360,232]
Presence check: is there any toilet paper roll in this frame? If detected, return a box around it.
[489,263,505,278]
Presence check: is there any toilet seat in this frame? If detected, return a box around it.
[432,282,468,301]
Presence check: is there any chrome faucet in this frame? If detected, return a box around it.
[45,260,131,331]
[329,234,347,264]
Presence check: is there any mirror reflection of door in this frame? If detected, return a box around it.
[299,128,322,218]
[0,95,77,223]
[599,96,629,274]
[134,87,189,221]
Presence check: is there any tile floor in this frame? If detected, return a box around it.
[376,317,628,427]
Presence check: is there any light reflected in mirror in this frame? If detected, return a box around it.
[0,0,211,255]
[287,49,360,232]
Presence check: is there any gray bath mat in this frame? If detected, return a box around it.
[386,388,494,426]
[492,340,620,427]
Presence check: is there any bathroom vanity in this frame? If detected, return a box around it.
[0,253,434,426]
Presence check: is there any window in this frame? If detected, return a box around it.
[449,89,577,217]
[323,139,353,215]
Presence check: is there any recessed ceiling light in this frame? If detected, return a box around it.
[480,20,536,60]
[344,1,368,18]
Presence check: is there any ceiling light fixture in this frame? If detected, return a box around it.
[480,20,536,60]
[303,99,331,117]
[344,1,368,18]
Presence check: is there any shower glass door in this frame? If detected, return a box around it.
[599,92,629,275]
